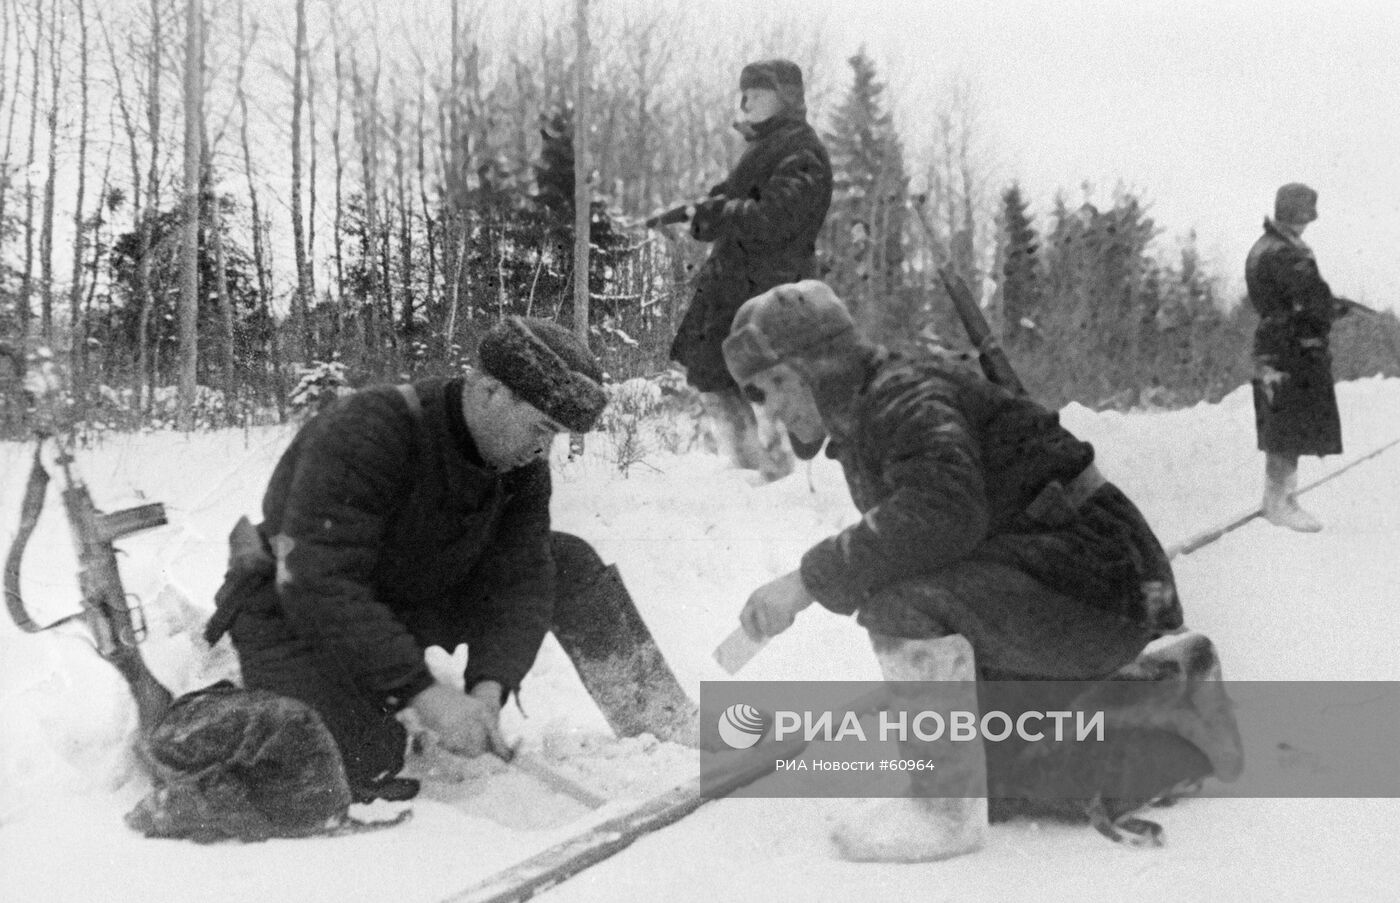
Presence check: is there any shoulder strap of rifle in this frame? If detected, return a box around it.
[4,442,53,633]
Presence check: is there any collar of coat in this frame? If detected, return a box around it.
[811,345,886,455]
[1263,217,1315,258]
[734,112,808,143]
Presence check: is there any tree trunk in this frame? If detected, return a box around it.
[289,0,310,363]
[139,0,162,411]
[19,0,42,341]
[415,77,437,359]
[329,16,345,355]
[236,0,278,415]
[37,0,62,344]
[176,0,203,430]
[352,56,381,371]
[99,4,142,395]
[393,105,413,342]
[572,0,590,347]
[67,0,89,388]
[0,0,19,277]
[306,12,317,330]
[439,0,469,358]
[205,145,236,425]
[83,142,111,385]
[570,0,591,456]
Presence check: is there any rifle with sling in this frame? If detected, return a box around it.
[2,348,173,742]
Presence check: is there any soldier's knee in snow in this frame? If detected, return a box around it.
[857,587,953,640]
[550,531,607,583]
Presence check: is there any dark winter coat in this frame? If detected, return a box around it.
[799,351,1182,635]
[1246,218,1348,455]
[669,114,833,392]
[231,377,556,707]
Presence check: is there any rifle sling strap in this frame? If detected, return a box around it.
[4,442,52,633]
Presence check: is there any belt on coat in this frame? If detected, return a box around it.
[1023,463,1107,527]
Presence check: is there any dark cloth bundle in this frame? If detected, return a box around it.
[126,682,353,843]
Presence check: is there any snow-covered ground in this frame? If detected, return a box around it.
[1,377,1397,903]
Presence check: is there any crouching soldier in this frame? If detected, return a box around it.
[722,282,1241,862]
[205,316,694,804]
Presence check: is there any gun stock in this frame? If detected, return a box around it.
[938,266,1028,396]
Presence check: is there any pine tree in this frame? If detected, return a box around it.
[1040,188,1159,403]
[999,182,1042,341]
[821,50,910,343]
[531,105,623,323]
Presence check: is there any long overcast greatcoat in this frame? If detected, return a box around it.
[1245,218,1348,456]
[669,113,833,392]
[799,351,1182,653]
[219,377,556,779]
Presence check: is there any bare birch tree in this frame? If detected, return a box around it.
[235,0,279,414]
[137,0,164,409]
[37,0,64,344]
[351,50,383,369]
[327,4,346,350]
[572,0,589,347]
[176,0,203,428]
[18,0,43,341]
[67,0,89,382]
[0,0,20,278]
[289,0,311,361]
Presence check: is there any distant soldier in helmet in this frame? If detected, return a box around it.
[668,59,833,480]
[1247,182,1355,531]
[721,281,1242,862]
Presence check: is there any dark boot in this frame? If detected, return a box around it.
[551,534,699,745]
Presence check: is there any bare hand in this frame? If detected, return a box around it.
[410,682,511,759]
[740,571,815,641]
[1257,364,1286,405]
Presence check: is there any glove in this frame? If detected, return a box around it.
[690,196,728,240]
[409,682,511,759]
[739,570,815,641]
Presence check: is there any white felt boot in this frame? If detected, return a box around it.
[831,634,988,863]
[1262,460,1322,532]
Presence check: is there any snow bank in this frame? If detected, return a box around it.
[1,378,1397,902]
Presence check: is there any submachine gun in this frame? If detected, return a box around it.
[3,348,173,739]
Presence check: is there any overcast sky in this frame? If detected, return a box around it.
[670,0,1400,312]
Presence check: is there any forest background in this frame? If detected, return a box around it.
[1,0,1396,436]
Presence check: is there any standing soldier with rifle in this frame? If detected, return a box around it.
[1247,182,1357,532]
[665,59,833,480]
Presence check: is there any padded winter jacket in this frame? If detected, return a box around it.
[1246,218,1349,372]
[800,351,1182,632]
[669,113,833,392]
[254,377,555,705]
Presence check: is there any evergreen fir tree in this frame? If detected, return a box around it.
[999,182,1043,341]
[531,105,623,323]
[820,50,911,344]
